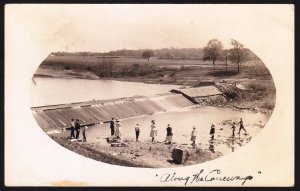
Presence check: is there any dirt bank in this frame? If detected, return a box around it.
[50,132,222,168]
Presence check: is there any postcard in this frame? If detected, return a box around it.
[5,4,294,186]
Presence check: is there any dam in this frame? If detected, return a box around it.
[31,85,227,132]
[31,93,194,131]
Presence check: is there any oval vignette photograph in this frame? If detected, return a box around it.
[30,38,276,168]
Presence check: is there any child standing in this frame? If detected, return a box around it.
[231,122,236,136]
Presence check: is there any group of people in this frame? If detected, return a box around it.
[148,120,173,144]
[193,118,247,145]
[70,118,88,142]
[231,118,247,136]
[69,117,247,145]
[104,118,122,139]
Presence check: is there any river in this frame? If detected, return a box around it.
[31,77,269,155]
[30,77,181,107]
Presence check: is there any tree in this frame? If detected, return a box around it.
[228,39,248,72]
[142,50,154,61]
[95,58,115,77]
[222,49,229,71]
[130,63,140,76]
[202,39,224,71]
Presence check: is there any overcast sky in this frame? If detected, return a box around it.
[6,4,293,52]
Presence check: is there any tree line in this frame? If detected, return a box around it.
[202,39,249,72]
[50,39,255,73]
[51,48,204,60]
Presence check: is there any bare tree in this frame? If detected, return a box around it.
[142,50,154,61]
[228,39,248,72]
[202,39,224,71]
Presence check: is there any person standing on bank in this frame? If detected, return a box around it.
[191,126,197,146]
[70,118,76,139]
[231,122,236,137]
[135,124,140,142]
[75,119,81,139]
[238,118,247,134]
[115,119,121,139]
[82,126,88,142]
[109,118,115,136]
[150,120,157,143]
[210,124,215,141]
[166,124,173,144]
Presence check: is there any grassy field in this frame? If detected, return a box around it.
[39,55,271,79]
[35,54,276,113]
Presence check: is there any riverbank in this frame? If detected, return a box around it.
[50,132,222,168]
[48,105,267,168]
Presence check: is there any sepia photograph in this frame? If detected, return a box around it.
[31,38,275,168]
[5,4,294,186]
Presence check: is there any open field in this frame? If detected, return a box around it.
[34,54,276,113]
[37,54,272,81]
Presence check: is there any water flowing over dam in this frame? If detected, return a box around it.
[31,93,194,131]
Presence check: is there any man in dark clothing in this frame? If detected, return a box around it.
[103,118,115,136]
[70,118,75,139]
[238,118,247,134]
[110,118,115,136]
[210,124,215,141]
[135,124,140,142]
[75,119,81,139]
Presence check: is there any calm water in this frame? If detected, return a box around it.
[30,77,181,107]
[85,106,268,154]
[31,77,269,155]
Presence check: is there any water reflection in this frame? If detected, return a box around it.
[224,133,252,153]
[231,137,235,152]
[209,141,215,153]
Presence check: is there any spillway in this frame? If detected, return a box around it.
[31,93,194,131]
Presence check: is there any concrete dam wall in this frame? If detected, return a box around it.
[31,93,194,131]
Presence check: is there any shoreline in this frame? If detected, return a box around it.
[47,106,267,168]
[50,132,223,168]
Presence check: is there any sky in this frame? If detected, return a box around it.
[6,4,294,53]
